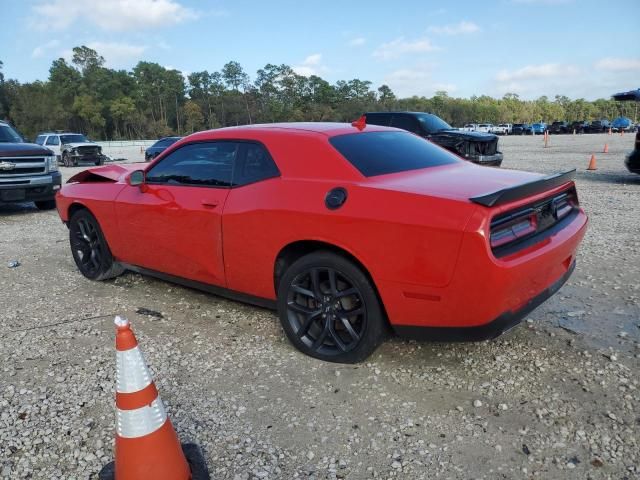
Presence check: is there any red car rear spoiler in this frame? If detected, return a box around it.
[469,169,576,207]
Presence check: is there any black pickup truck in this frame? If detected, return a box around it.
[548,121,570,134]
[0,121,61,209]
[587,120,611,133]
[364,111,503,166]
[568,121,589,134]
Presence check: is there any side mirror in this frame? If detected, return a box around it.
[128,170,145,187]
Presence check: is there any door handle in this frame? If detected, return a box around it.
[201,200,219,208]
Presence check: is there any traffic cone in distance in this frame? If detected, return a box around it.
[603,143,609,153]
[99,316,209,480]
[608,127,612,135]
[544,131,549,148]
[587,154,597,171]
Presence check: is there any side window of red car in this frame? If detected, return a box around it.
[234,142,280,186]
[146,141,238,187]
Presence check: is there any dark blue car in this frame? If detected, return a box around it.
[145,136,182,161]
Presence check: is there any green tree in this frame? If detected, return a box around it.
[183,100,204,132]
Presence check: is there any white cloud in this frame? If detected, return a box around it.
[348,37,366,47]
[428,21,480,35]
[62,42,147,68]
[31,0,198,31]
[495,63,580,82]
[31,40,60,58]
[373,37,439,60]
[489,63,618,99]
[383,64,456,97]
[293,54,327,77]
[594,57,640,72]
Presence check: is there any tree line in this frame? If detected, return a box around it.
[0,46,634,141]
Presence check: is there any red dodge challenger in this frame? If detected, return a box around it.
[56,122,588,363]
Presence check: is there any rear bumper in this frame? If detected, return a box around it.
[0,171,62,203]
[378,206,587,331]
[394,260,575,341]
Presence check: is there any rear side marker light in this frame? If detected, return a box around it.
[490,214,537,248]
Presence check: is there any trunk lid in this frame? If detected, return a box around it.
[365,162,544,203]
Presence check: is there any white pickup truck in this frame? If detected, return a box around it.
[492,123,512,135]
[476,124,494,133]
[459,123,478,132]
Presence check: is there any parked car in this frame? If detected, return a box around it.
[568,121,589,134]
[0,120,61,209]
[55,122,588,363]
[145,136,182,161]
[624,129,640,174]
[34,132,106,167]
[460,123,479,132]
[548,121,570,134]
[587,119,611,133]
[492,123,512,135]
[365,112,503,166]
[512,123,531,135]
[611,116,634,133]
[531,123,547,135]
[477,124,494,133]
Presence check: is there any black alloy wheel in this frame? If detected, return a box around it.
[68,210,124,280]
[277,251,386,363]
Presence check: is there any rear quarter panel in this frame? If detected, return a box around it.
[222,176,477,301]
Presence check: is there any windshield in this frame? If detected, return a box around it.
[330,131,458,177]
[154,137,180,147]
[60,134,88,144]
[417,114,452,132]
[0,125,24,143]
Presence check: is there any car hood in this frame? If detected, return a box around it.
[435,129,497,142]
[68,163,141,183]
[64,142,100,148]
[0,142,53,157]
[366,162,543,203]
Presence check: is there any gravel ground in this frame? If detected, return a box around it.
[0,132,638,479]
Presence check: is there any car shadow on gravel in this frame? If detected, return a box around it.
[575,170,640,185]
[0,202,39,216]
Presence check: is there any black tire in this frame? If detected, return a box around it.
[63,152,72,167]
[68,209,124,281]
[35,199,56,210]
[276,251,386,363]
[95,158,104,166]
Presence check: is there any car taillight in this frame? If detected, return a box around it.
[490,212,538,248]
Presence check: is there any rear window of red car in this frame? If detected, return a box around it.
[329,131,459,177]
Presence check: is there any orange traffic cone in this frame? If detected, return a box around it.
[608,127,612,135]
[99,316,209,480]
[587,154,597,171]
[603,143,609,153]
[544,131,549,148]
[140,146,144,154]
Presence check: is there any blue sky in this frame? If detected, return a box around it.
[1,0,638,100]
